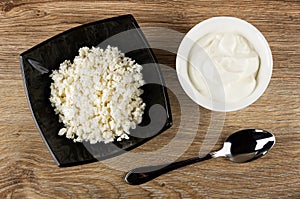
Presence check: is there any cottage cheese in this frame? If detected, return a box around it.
[49,46,145,144]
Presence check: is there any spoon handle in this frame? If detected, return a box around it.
[124,154,212,185]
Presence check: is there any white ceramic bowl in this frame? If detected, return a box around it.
[176,16,273,112]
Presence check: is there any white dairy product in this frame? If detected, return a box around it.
[188,32,260,103]
[49,46,145,144]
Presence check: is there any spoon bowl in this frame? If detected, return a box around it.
[125,129,275,185]
[212,129,275,163]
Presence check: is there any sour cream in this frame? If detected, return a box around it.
[188,32,260,103]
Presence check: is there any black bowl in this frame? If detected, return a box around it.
[20,14,172,167]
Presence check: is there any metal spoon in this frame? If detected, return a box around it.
[125,129,275,185]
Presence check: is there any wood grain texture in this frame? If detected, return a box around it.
[0,0,299,198]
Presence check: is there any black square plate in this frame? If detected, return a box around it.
[20,14,172,167]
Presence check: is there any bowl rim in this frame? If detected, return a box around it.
[176,16,273,112]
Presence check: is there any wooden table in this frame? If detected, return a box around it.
[0,0,299,198]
